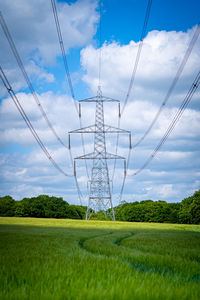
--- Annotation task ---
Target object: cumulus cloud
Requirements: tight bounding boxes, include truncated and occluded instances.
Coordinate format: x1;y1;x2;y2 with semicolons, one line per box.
81;26;200;101
0;0;99;61
0;0;99;90
0;91;81;145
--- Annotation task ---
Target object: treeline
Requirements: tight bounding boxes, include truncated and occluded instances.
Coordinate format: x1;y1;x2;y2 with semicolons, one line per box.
0;190;199;224
0;195;87;219
114;190;200;224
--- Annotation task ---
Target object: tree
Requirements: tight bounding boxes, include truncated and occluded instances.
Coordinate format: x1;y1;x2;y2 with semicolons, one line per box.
40;195;69;218
114;200;181;223
0;196;15;216
73;205;87;219
166;203;180;223
178;196;193;224
189;190;200;224
178;190;200;224
15;201;29;217
65;205;80;219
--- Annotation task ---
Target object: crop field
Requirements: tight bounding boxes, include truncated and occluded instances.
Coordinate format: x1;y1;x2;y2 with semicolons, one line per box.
0;217;200;300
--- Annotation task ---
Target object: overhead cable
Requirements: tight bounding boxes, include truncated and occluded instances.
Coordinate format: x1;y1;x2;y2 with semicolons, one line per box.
50;0;89;180
119;72;200;203
0;11;67;149
118;70;200;201
118;23;200;202
112;0;152;182
68;142;84;205
50;0;77;113
98;1;102;88
133;23;200;148
0;66;73;178
0;10;85;204
120;0;152;116
131;70;200;176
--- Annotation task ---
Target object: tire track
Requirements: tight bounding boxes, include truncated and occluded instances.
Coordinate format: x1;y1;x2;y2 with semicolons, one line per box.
78;231;114;254
78;231;200;283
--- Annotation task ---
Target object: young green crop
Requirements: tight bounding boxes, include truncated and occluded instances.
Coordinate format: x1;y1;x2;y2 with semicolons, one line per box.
0;217;200;300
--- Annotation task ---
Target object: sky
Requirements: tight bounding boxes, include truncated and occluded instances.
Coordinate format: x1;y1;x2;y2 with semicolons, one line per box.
0;0;200;205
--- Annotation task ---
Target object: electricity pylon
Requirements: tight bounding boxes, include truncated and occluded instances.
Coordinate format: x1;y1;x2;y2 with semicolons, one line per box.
69;87;132;220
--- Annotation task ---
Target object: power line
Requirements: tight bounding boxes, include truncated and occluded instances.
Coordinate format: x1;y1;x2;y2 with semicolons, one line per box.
98;1;102;88
118;19;200;202
0;66;73;178
112;0;152;182
0;8;86;205
74;174;84;206
68;141;84;206
0;11;67;149
50;0;90;205
133;23;200;148
50;0;77;112
118;70;200;200
131;70;200;176
118;23;200;202
50;0;90;180
118;147;131;203
51;0;88;201
121;0;152;116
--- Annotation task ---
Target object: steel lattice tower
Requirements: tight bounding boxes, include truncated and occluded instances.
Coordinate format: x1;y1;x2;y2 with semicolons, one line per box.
69;87;131;220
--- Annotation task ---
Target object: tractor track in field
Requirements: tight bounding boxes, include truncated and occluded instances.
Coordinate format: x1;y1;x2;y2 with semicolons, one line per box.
78;231;134;258
78;231;200;283
78;231;134;254
78;231;114;252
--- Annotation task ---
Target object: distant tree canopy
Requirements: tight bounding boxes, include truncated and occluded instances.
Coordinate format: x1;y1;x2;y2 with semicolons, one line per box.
0;190;199;224
178;190;200;224
114;200;181;223
113;191;200;224
0;195;87;220
0;196;15;217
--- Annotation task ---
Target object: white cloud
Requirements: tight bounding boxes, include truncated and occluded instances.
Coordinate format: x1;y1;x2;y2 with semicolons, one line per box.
27;61;55;83
81;26;200;100
0;0;99;90
0;91;81;145
0;0;99;61
153;184;178;199
11;184;44;200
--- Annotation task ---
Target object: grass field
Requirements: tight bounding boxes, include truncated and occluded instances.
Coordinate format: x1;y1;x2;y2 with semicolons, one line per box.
0;217;200;300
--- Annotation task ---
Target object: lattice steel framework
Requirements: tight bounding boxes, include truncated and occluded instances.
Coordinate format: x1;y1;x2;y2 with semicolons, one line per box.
69;87;132;220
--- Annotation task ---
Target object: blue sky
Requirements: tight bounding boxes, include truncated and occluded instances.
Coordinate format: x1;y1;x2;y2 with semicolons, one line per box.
99;0;200;42
0;0;199;205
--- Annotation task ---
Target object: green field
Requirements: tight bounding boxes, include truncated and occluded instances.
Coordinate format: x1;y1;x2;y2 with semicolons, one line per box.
0;217;200;300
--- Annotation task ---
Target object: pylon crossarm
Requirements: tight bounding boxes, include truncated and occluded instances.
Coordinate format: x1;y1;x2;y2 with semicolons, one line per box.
75;152;125;160
89;196;111;199
104;125;130;133
69;124;130;134
79;95;120;102
69;125;96;133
